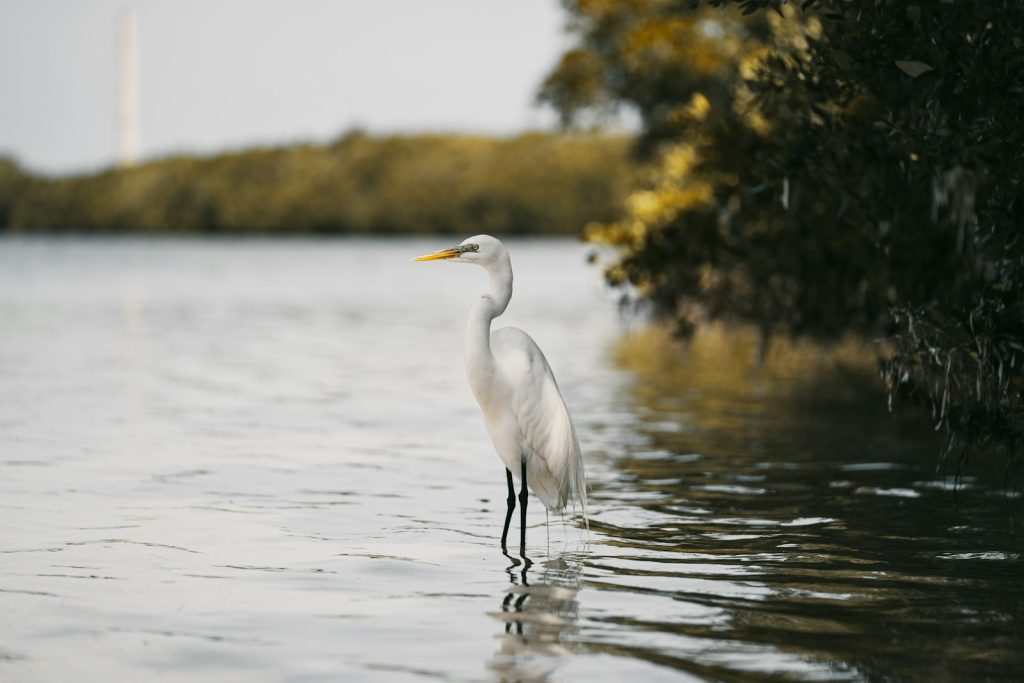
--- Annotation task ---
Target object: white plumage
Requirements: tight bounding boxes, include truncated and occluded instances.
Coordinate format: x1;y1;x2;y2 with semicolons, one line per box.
478;327;584;510
414;234;587;549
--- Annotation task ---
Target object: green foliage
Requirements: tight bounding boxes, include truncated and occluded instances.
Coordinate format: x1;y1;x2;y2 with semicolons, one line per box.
0;132;634;236
540;0;777;154
0;157;29;227
542;0;1024;458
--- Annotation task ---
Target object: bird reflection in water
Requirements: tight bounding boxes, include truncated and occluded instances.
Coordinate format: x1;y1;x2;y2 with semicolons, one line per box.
486;551;582;682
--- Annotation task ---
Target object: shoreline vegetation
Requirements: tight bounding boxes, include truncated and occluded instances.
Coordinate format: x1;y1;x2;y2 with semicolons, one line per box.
0;131;635;236
541;1;1023;465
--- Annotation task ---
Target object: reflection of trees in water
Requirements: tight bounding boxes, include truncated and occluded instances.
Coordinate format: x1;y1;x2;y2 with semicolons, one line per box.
612;324;937;465
575;324;1021;681
486;553;582;683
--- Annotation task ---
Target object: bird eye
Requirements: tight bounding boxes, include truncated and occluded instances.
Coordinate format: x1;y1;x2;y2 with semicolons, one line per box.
459;243;479;253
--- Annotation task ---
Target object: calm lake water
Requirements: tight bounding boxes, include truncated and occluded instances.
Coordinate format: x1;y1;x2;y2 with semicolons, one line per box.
1;236;1021;682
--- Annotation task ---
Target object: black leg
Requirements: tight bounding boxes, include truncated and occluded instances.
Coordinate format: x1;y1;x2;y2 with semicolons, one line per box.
500;468;516;550
519;458;529;553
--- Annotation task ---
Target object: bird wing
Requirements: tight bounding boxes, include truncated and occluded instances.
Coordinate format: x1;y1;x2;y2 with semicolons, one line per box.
491;327;587;517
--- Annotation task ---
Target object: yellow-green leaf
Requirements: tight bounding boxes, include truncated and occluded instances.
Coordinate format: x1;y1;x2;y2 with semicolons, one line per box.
895;60;933;77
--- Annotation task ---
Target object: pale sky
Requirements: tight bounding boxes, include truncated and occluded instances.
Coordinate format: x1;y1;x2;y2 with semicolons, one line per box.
0;0;569;175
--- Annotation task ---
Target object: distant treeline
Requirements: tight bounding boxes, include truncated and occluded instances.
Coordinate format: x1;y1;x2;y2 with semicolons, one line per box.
0;131;635;235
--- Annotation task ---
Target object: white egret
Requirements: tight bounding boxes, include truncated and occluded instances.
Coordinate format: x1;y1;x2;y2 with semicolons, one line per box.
414;235;588;552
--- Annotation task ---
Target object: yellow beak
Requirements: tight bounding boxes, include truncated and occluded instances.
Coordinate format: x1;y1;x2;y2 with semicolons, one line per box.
412;247;461;262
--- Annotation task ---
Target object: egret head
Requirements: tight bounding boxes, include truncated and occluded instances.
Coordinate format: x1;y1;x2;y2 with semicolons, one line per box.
413;234;508;269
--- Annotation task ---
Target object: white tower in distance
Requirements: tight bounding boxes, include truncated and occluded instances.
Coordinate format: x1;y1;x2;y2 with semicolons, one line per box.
118;7;139;168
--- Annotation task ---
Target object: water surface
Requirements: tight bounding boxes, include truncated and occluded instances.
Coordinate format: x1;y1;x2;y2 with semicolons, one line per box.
1;237;1020;682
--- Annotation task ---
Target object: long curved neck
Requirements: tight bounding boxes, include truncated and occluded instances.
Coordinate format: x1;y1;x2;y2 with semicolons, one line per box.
465;256;512;377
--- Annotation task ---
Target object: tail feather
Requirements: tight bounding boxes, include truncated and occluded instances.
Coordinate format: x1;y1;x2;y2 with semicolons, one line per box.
564;417;589;536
